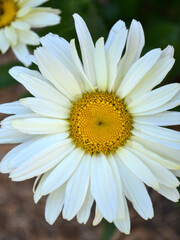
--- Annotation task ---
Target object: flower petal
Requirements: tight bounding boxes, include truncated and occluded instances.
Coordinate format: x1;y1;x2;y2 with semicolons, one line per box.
35;47;82;101
77;187;94;224
11;118;69;134
12;42;31;66
115;19;145;88
90;153;118;222
117;49;162;98
0;101;31;115
133;111;180;126
45;184;66;225
128;83;180;114
116;147;159;190
63;154;91;220
20;97;69;119
73;14;96;86
116;159;153;220
41;148;84;195
94;38;107;91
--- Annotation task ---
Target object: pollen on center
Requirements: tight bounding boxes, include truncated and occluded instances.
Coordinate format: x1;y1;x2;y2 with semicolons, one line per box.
68;91;132;155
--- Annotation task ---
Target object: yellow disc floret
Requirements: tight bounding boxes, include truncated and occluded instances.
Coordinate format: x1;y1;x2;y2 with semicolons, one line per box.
0;0;17;28
69;91;132;155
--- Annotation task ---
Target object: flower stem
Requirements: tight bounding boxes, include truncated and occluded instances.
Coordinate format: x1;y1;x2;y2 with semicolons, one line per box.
100;220;116;240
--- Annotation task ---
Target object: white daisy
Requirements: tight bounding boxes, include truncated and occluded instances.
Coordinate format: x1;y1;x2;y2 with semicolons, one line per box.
0;14;180;234
0;0;60;66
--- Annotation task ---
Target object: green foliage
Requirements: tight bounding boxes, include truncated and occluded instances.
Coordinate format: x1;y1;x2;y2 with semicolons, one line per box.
0;0;180;87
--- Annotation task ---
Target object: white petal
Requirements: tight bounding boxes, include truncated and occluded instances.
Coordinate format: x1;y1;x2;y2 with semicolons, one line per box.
127;54;175;101
18;30;39;45
0;128;32;144
11;118;69;134
70;39;94;91
1;113;41;129
116;147;159;190
4;26;17;47
108;154;125;219
157;185;179;202
73;14;96;86
106;28;128;91
114;197;130;235
141;90;180;115
0;138;33;173
22;9;60;27
105;20;126;50
134;124;180;141
0;101;31;115
131;136;180;165
17;7;31;17
2;133;68;173
20;97;69;119
10;140;74;181
45;184;66;225
33;170;52;203
133;111;180;126
11;20;30;30
128;83;180;114
12;43;31;66
77;186;94;224
93;206;103;226
9;69;71;107
115;19;144;87
90;153;118;222
9;66;47;82
128;139;180;169
19;0;48;8
0;29;10;53
34;47;82;101
133;124;180;151
41;148;84;195
63;154;91;220
40;33;84;90
132;128;180;151
117;49;162;98
94;38;107;91
116;159;153;220
128;147;179;188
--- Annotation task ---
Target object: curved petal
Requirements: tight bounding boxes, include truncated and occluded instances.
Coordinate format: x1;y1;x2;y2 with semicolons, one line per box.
63;154;91;220
90;153;118;222
40;148;84;195
45;184;66;225
116;147;159;190
11;118;69;134
115;19;145;88
35;47;82;101
128;83;180;114
73;14;96;86
116;49;161;98
133;111;180;126
77;186;94;224
116;158;153;220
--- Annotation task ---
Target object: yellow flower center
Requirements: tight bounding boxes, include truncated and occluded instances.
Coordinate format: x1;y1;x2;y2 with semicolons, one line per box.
0;0;17;28
69;91;132;155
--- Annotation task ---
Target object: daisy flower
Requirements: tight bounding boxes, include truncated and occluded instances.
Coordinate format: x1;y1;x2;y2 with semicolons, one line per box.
0;0;60;66
0;14;180;234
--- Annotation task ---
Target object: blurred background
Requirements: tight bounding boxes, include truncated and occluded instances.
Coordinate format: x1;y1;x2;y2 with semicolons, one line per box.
0;0;180;239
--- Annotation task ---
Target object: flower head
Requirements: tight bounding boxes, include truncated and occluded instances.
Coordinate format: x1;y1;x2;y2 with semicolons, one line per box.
0;14;180;234
0;0;61;66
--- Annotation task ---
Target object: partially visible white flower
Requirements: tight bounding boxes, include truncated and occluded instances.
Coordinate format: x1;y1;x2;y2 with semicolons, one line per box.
0;0;61;66
0;14;180;235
